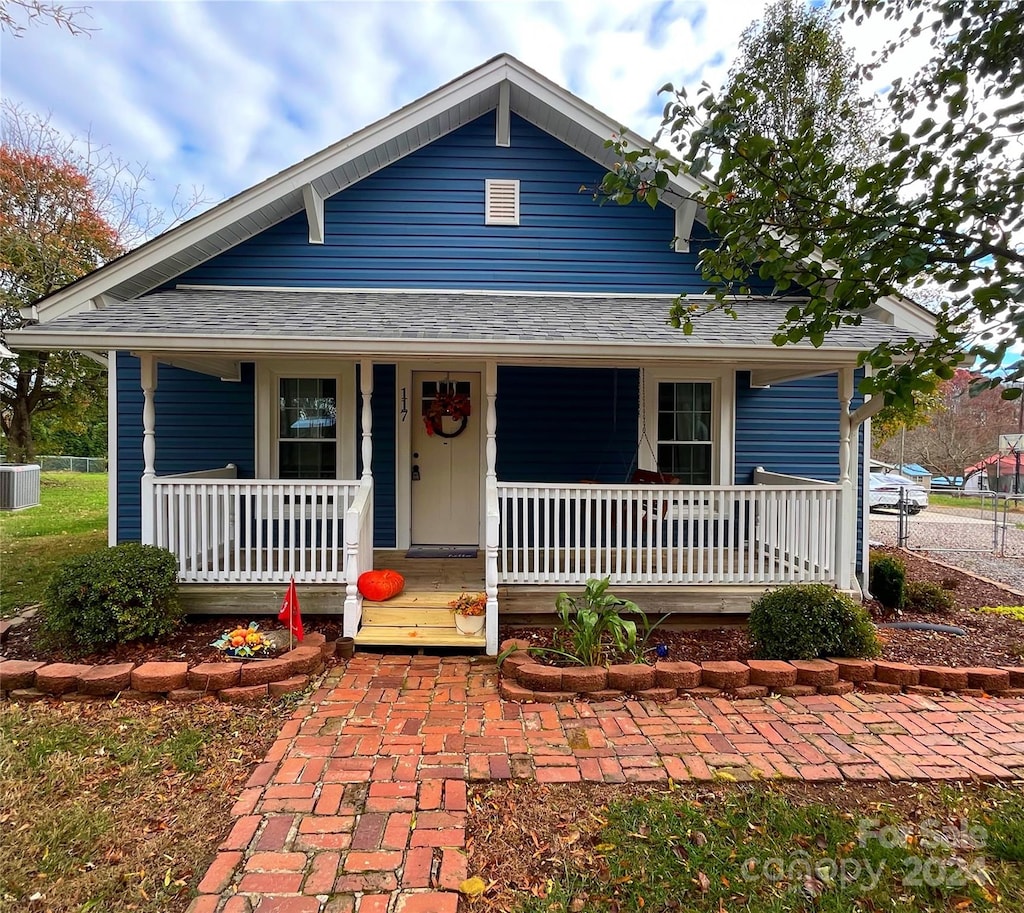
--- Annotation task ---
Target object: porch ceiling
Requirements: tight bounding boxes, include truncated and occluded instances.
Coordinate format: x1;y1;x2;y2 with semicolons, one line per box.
11;287;911;363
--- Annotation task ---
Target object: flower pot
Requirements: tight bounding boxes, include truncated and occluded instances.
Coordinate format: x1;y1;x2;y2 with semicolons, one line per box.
454;613;485;636
336;636;355;660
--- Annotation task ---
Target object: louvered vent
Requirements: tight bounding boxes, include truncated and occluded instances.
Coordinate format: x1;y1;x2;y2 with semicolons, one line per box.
485;179;519;225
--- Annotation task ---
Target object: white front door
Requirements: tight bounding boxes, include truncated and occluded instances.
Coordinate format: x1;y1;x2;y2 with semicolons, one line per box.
410;372;481;545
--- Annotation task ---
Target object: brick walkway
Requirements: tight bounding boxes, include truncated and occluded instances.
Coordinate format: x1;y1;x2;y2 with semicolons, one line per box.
189;654;1024;913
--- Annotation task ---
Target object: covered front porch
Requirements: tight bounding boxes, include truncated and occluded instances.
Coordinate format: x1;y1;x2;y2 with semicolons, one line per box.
135;354;867;655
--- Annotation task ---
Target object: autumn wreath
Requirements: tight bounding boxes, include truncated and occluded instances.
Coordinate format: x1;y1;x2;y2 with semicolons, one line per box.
424;389;471;438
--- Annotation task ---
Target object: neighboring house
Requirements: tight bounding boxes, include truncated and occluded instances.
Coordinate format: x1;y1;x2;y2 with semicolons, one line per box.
965;454;1023;493
870;460;932;489
10;55;935;653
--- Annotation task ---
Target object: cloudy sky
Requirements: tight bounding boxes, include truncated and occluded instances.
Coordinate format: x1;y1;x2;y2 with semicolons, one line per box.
0;0;911;220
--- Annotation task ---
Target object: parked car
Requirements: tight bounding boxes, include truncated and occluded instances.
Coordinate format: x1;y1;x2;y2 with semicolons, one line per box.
869;472;928;513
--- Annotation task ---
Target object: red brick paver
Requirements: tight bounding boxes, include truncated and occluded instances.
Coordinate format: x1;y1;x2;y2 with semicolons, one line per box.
190;655;1024;913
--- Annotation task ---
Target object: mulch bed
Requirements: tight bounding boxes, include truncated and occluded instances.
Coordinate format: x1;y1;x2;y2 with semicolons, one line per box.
5;549;1023;670
1;613;344;666
500;547;1024;669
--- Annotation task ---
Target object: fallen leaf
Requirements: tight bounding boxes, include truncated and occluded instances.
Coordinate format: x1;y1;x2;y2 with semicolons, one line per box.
459;876;487;897
695;871;711;893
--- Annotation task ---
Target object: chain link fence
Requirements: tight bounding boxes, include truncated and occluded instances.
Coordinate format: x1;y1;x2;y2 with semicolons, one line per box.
0;454;107;473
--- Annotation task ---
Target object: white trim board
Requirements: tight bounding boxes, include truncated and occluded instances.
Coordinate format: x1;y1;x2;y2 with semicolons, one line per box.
107;349;118;546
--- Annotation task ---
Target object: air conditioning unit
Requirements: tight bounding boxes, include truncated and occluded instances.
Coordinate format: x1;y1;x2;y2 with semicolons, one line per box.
0;464;41;510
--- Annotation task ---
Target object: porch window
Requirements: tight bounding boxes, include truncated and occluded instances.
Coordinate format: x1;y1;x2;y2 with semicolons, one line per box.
656;382;713;484
278;378;337;479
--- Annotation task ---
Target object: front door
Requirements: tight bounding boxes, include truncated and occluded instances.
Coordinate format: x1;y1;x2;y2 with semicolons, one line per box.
410;372;481;545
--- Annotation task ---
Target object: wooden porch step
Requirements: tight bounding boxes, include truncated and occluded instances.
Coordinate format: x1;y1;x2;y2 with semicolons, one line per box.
354;625;485;648
361;604;458;626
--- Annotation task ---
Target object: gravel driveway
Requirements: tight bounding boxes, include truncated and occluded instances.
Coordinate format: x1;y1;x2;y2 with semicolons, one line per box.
871;503;1024;595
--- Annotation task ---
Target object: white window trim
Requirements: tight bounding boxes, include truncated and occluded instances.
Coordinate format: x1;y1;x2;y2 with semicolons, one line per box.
639;367;735;485
255;360;357;479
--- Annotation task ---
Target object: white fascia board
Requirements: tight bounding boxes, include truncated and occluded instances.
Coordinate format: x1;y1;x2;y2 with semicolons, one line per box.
8;329;869;366
29;57;514;324
302;184;325;245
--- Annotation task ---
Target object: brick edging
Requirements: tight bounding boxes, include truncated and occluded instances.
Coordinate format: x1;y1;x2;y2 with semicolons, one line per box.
0;634;343;703
498;639;1024;703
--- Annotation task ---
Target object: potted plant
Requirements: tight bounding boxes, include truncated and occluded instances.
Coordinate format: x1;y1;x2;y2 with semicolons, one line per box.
449;592;486;635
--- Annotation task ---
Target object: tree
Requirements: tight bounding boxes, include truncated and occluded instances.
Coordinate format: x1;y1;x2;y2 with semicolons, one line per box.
599;0;1024;407
1;102;204;461
723;0;877;223
874;368;1019;483
0;0;92;36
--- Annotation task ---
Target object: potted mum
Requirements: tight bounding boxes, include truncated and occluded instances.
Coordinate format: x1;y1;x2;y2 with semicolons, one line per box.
449;592;486;635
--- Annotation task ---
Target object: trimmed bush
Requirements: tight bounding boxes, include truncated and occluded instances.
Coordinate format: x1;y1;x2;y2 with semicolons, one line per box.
748;583;881;661
869;553;906;611
904;580;955;615
42;543;182;652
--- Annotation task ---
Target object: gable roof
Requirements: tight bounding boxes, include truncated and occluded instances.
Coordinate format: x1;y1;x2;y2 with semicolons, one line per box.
21;52;936;341
27;54;706;324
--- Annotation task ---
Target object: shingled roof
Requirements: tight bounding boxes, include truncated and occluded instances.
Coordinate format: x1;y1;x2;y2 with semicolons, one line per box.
14;288;908;360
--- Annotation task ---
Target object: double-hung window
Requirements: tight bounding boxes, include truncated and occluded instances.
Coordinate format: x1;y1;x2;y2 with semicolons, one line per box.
642;369;734;485
656;382;713;484
277;377;337;479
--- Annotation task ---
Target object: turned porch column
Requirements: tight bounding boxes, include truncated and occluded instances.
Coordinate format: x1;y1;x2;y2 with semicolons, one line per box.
484;360;499;654
140;354;157;545
360;359;373;481
836;367;855;591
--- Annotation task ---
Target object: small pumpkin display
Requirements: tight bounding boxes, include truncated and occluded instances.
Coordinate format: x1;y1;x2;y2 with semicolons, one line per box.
358;569;406;601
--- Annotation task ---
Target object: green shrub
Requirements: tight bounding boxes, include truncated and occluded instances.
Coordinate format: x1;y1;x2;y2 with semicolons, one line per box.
869;553;906;611
41;543;182;652
748;584;881;661
904;580;955;615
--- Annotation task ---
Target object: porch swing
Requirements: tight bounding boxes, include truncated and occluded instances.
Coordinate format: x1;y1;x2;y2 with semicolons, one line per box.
582;370;680;531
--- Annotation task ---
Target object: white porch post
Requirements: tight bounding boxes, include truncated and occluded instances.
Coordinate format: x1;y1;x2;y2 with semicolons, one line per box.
140;354;157;545
360;358;373;481
836;367;855;590
484;360;499;654
344;360;374;637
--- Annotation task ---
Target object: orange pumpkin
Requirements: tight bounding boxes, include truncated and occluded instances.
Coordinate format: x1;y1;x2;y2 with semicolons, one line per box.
358;569;405;601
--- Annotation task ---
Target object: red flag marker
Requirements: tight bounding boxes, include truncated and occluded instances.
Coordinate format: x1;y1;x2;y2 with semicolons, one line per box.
278;576;304;645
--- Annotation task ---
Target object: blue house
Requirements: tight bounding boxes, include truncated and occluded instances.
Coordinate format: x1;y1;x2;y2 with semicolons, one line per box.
11;56;934;653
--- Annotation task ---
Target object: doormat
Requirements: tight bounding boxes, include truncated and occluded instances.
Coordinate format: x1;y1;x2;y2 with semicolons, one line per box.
405;546;479;559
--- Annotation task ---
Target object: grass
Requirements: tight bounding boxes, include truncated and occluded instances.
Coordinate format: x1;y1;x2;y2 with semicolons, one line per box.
0;472;108;616
0;698;289;913
481;782;1024;913
928;492;1024;512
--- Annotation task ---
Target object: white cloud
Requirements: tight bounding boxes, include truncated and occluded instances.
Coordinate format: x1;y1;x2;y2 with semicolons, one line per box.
0;0;910;229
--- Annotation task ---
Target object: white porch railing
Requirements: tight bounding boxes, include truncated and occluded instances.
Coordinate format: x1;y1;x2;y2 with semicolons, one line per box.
496;480;839;586
152;469;362;583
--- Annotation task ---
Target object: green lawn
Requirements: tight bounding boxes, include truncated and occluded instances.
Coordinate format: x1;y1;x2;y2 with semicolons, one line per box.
498;783;1024;913
0;472;108;616
928;492;1024;512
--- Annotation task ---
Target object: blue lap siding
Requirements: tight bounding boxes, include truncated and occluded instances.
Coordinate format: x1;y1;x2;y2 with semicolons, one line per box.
174;112;734;295
115;353;255;542
496;367;639;483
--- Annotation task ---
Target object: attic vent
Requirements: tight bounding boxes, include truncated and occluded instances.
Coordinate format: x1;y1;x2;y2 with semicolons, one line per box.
485;179;519;225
